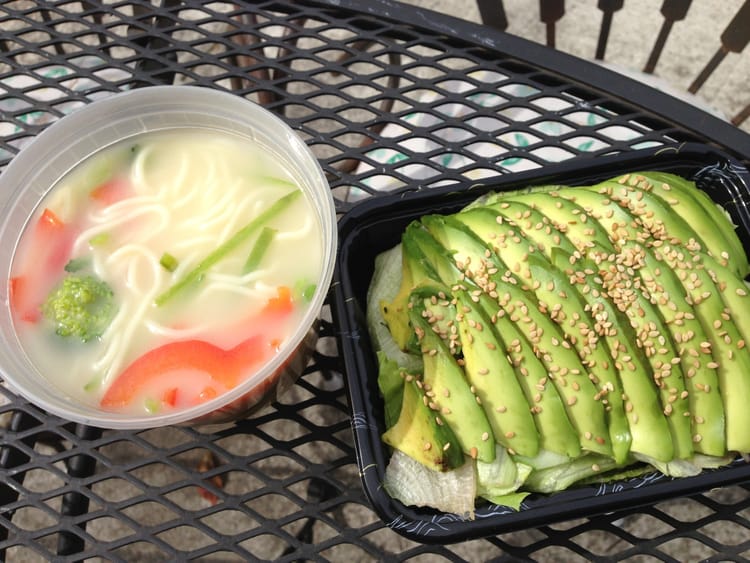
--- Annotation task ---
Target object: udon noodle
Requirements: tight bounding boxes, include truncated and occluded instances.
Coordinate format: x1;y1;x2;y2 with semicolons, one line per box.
10;128;323;414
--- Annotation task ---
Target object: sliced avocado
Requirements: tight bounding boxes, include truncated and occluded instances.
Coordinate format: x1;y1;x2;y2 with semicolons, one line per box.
552;187;694;460
408;284;496;463
422;210;580;458
404;225;542;457
421;214;613;458
635;247;726;457
455;206;630;464
654;242;750;453
491;191;613;255
488;306;582;458
590;179;711;251
525;253;632;463
367;245;423;373
550;249;675;462
404;221;580;459
475;196;678;462
520;188;724;455
381;222;437;351
453;288;540;457
698;251;750;347
628;171;750;278
379;354;465;471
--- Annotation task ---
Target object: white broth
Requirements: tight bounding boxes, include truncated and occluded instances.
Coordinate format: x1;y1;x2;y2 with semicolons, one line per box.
10;128;324;414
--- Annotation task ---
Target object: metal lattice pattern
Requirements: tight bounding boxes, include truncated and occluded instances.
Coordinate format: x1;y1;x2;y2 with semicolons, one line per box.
1;1;750;560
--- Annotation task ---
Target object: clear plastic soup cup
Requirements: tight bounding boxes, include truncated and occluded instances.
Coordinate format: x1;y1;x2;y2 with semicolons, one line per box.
0;85;337;429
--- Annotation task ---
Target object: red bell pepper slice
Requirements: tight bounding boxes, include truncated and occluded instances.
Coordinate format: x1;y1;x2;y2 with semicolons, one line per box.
10;208;78;323
100;286;297;411
99;335;270;409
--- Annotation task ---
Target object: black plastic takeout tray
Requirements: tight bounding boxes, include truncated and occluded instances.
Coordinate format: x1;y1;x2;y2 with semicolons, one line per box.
331;143;750;543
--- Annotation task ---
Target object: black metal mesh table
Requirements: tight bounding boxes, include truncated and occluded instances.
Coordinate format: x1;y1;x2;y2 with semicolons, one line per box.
1;1;750;560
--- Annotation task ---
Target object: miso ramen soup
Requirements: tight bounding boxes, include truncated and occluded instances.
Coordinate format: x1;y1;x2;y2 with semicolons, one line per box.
9;128;324;415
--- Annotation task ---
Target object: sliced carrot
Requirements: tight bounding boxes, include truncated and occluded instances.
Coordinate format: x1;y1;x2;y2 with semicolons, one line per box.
263;285;293;315
39;208;65;230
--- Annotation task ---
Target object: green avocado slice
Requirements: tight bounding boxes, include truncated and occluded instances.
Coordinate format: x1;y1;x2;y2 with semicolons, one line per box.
420;214;613;458
626;171;750;279
379;353;465;471
454;205;628;463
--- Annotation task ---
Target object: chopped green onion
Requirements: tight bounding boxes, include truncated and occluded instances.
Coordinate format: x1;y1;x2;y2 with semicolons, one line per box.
302;283;317;302
160;252;179;273
242;227;277;274
144;397;160;414
294;278;317;303
260;175;297;189
154;189;301;306
89;233;110;246
83;375;103;392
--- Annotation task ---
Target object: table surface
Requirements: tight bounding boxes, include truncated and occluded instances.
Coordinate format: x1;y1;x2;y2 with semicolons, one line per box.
2;1;750;560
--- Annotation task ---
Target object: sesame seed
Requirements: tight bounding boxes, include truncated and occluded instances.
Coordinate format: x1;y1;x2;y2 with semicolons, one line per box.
481;432;490;441
505;431;515;439
470;447;478;459
423;442;432;451
443;442;451;451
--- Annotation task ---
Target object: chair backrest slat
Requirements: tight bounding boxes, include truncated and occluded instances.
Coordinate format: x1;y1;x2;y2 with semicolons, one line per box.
540;0;565;48
594;0;624;60
733;102;750;127
476;0;508;31
643;0;693;73
689;0;750;93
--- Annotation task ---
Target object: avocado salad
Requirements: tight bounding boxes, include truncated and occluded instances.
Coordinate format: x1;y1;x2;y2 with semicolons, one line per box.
366;172;750;518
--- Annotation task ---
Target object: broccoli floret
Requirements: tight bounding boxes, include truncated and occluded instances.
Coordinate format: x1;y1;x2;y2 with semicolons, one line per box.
42;274;117;342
